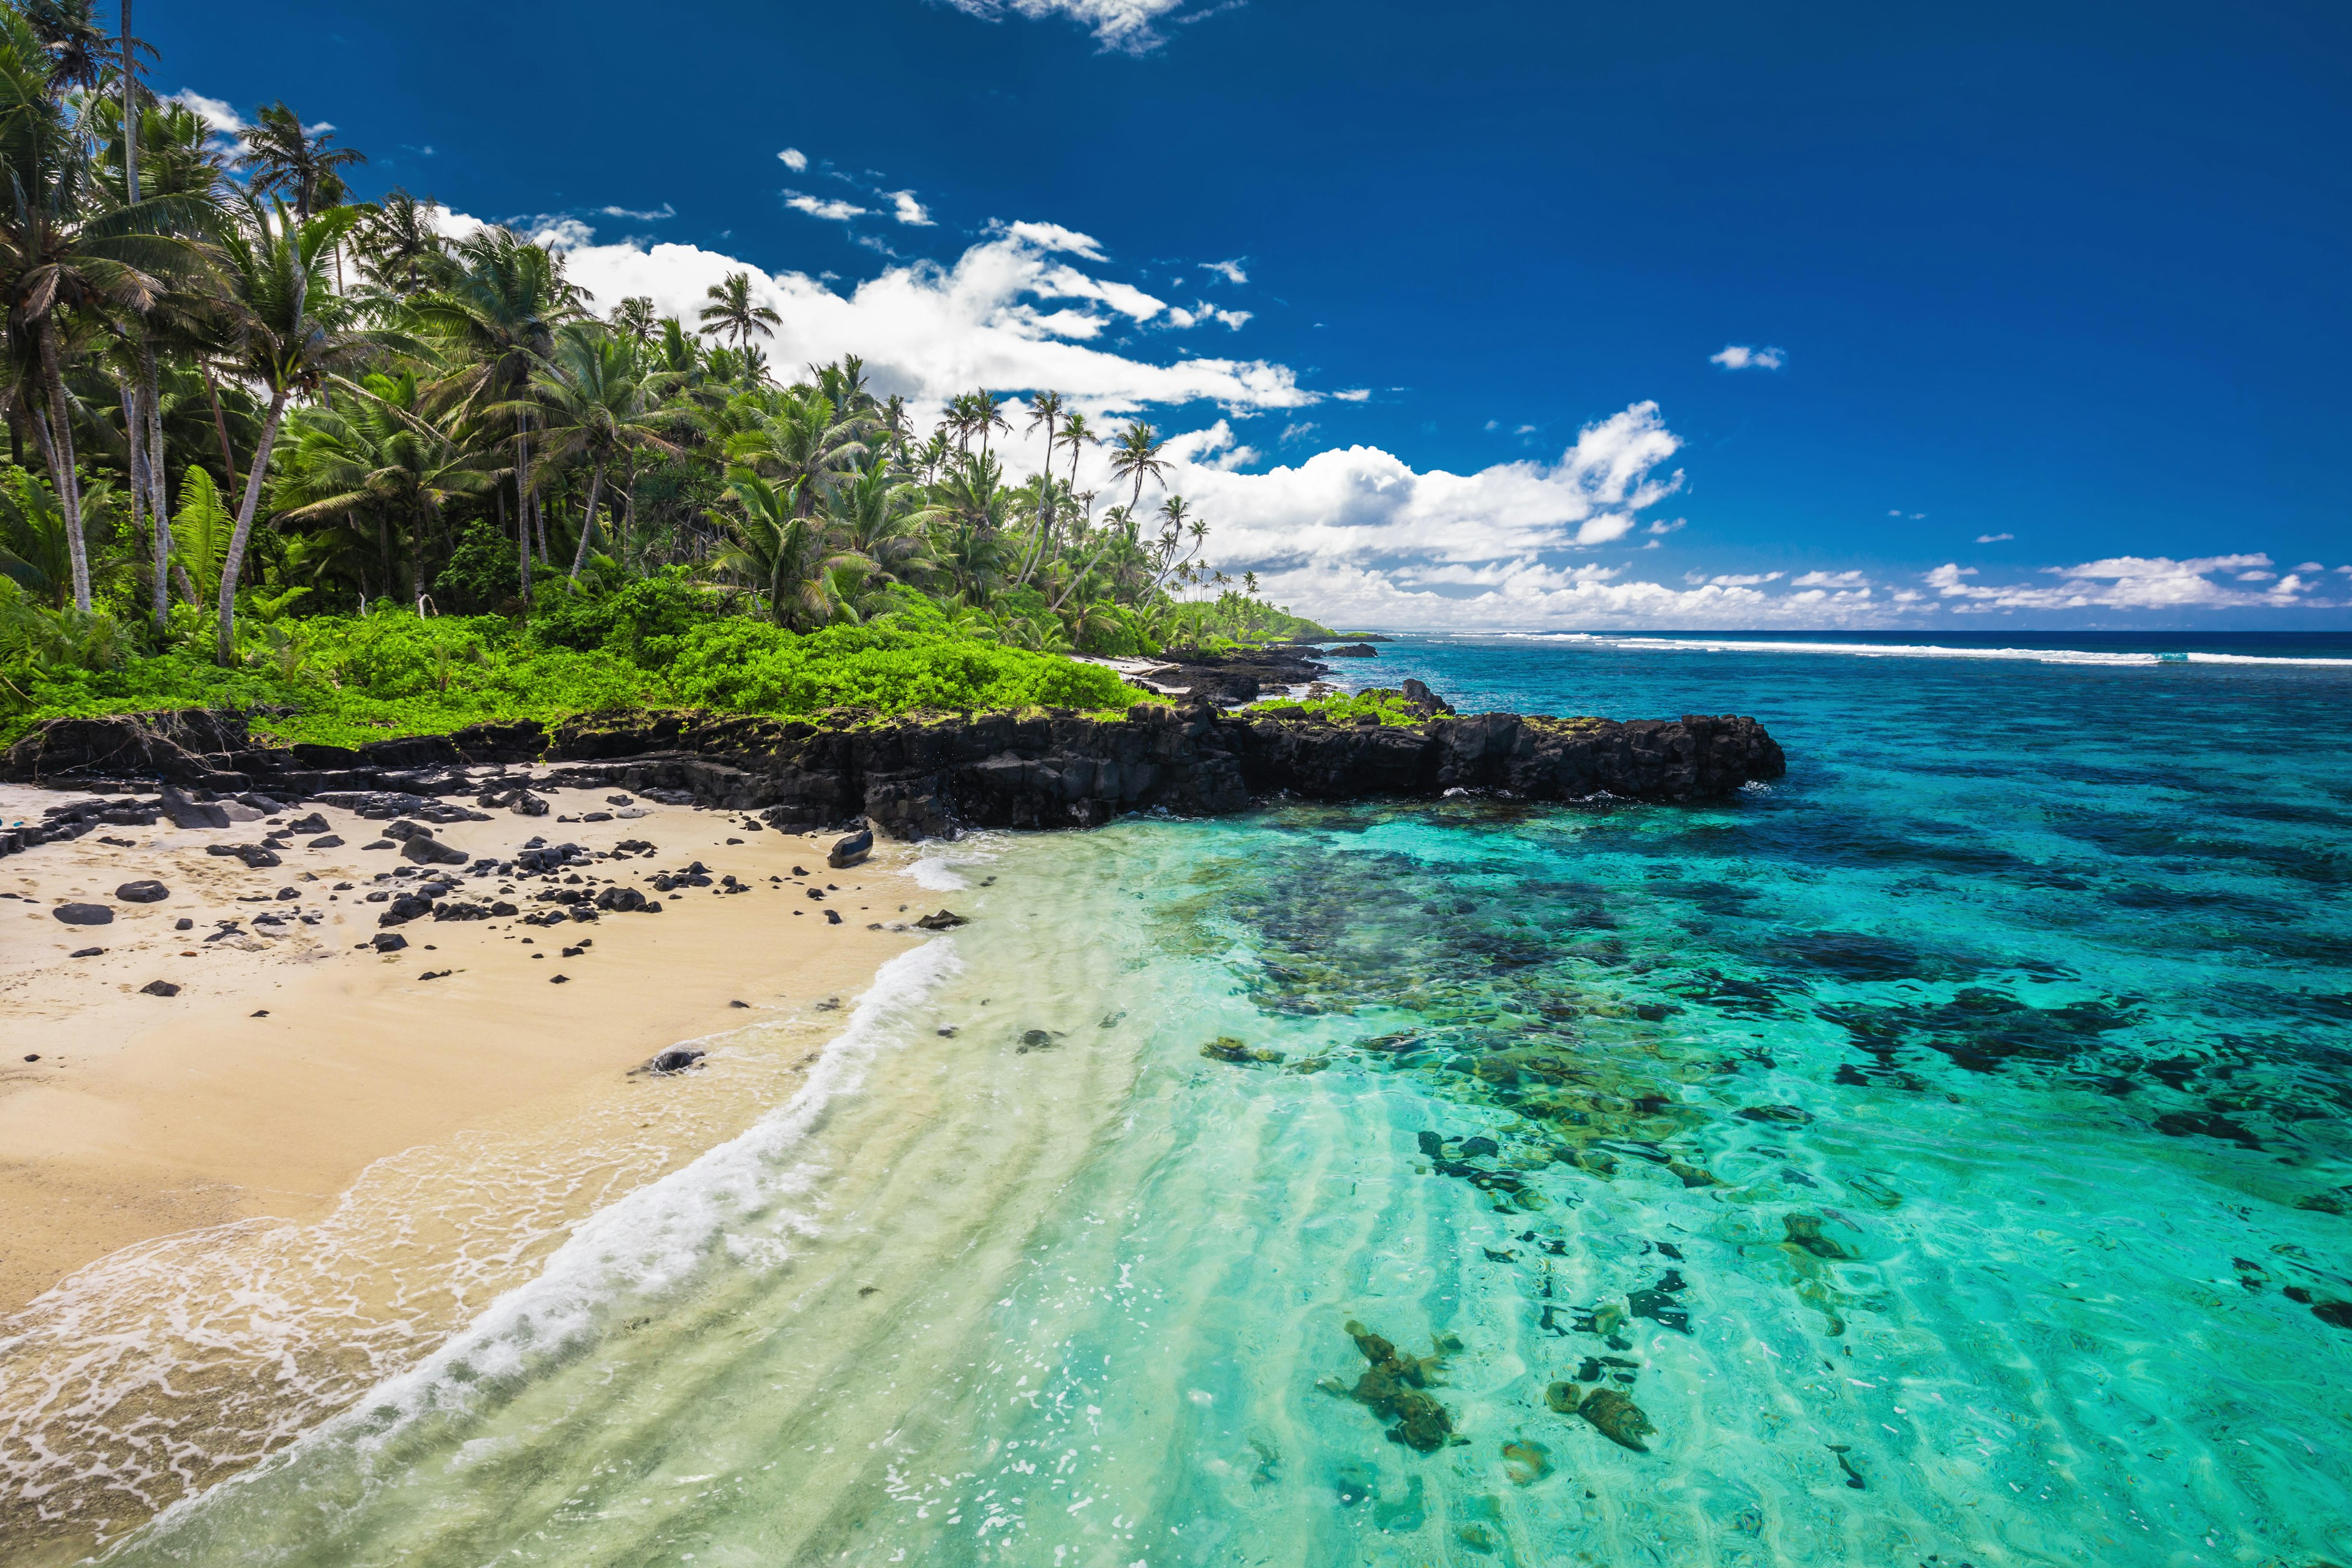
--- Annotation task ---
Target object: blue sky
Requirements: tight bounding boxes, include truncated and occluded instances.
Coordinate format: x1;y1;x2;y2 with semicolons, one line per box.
157;0;2350;628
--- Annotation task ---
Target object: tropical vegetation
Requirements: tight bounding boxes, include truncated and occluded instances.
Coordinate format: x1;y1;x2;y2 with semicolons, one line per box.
0;1;1336;745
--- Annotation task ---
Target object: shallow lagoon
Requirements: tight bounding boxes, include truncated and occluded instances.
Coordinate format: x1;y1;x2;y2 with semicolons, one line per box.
92;634;2352;1566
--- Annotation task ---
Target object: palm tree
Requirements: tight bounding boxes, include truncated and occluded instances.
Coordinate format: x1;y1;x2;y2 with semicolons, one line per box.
521;322;684;578
1019;390;1062;584
0;9;209;610
1107;420;1169;520
410;225;587;603
608;294;657;346
969;388;1009;460
696;270;778;354
725;386;864;519
712;470;865;630
272;370;489;605
236;101;364;222
355;188;448;296
23;0;111;96
823;455;938;585
208;199;373;660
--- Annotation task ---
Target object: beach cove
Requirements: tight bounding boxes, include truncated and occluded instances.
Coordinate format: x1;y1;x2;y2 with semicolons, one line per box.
2;633;2345;1566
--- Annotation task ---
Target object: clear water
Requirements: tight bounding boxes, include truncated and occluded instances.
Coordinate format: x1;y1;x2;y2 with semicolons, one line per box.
69;635;2352;1565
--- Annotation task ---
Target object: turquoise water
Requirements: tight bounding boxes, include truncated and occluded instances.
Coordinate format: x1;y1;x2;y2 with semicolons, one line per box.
89;634;2352;1565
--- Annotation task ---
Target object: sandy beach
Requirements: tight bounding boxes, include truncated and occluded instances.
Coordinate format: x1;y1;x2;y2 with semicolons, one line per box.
0;777;932;1316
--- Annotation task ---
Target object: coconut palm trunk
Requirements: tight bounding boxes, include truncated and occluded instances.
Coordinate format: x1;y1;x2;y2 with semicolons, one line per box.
34;320;91;611
514;424;533;605
214;389;288;663
141;340;171;602
567;457;606;579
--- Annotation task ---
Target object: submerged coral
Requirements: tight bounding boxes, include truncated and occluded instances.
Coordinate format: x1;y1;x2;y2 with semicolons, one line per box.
1318;1319;1460;1452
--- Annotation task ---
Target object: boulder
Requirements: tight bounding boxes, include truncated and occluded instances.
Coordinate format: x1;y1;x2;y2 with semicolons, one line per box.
644;1047;705;1074
115;879;170;903
401;835;469;866
377;892;435;926
307;834;344;848
284;813;330;834
51;902;113;925
159;783;232;829
913;909;968;930
139;979;181;997
370;931;409;952
594;884;649;913
828;821;873;868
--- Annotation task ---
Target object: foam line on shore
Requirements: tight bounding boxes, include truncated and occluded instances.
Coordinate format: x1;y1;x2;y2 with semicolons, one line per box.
120;935;960;1550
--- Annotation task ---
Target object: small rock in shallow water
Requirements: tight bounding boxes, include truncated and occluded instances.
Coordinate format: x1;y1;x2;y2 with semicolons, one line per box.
1317;1318;1457;1452
1202;1036;1284;1065
1016;1028;1063;1053
1501;1439;1553;1485
1460;1136;1501;1159
913;910;968;930
1575;1387;1656;1452
139;979;180;998
644;1047;704;1074
1737;1104;1814;1125
52;903;112;925
116;880;170;903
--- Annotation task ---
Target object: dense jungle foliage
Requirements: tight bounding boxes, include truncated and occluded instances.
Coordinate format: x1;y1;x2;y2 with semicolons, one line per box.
0;0;1339;745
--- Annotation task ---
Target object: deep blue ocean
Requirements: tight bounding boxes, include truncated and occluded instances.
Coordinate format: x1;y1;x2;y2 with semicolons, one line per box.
70;631;2352;1567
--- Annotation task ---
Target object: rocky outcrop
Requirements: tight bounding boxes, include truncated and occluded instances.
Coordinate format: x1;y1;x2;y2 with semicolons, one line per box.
1;700;1785;848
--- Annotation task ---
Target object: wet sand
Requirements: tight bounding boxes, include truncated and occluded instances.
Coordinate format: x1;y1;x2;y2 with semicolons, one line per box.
0;779;929;1315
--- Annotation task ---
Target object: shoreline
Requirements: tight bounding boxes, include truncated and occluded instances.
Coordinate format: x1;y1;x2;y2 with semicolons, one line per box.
0;778;933;1316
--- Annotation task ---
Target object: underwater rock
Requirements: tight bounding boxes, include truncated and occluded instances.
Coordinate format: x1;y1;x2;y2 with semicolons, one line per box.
1417;1129;1446;1159
1202;1036;1284;1065
1501;1439;1553;1486
1574;1387;1656;1452
1319;1319;1458;1453
1781;1213;1856;1259
1016;1028;1062;1053
1544;1381;1579;1415
1736;1103;1814;1125
1460;1135;1501;1158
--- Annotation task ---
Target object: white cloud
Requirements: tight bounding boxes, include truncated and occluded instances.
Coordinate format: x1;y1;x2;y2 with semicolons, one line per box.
1280;421;1318;443
2294;561;2324;573
1165;300;1252;331
886;190;934;227
1201;259;1248;285
1646;519;1685;537
938;0;1191;52
1331;388;1371;402
1792;570;1871;589
471;210;1316;413
1687;571;1783;587
785;190;869;222
1710;344;1785;371
1923;554;2323;611
778;148;809;172
1975;532;2013;543
598;203;676;222
167;89;247;146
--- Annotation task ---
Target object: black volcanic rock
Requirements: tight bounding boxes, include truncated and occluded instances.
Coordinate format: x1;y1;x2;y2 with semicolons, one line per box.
828;821;873;868
116;879;170;902
53;902;113;925
3;701;1786;854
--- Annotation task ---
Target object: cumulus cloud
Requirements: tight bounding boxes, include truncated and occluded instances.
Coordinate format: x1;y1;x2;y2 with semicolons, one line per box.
1975;532;2013;542
937;0;1193;52
167;89;247;148
1710;344;1785;371
463;209;1315;414
1792;570;1872;589
784;190;869;222
1165;300;1251;331
778;148;809;172
886;190;933;226
1923;554;2323;612
1687;571;1783;587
